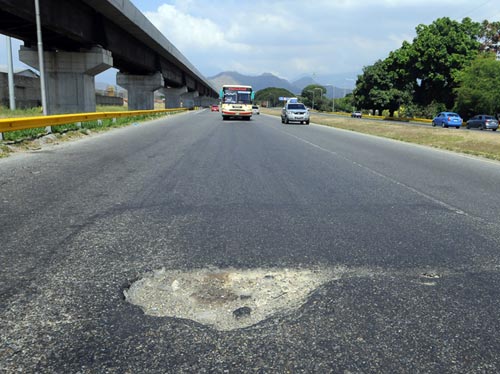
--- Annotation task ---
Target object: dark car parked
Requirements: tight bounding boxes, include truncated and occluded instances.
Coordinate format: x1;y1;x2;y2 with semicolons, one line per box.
466;115;498;131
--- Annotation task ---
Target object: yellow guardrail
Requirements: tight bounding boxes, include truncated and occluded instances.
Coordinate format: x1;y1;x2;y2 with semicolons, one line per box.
0;108;188;134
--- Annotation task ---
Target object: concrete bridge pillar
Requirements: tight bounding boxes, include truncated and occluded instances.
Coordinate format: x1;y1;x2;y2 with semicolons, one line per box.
200;96;212;107
161;86;188;109
117;71;163;110
19;46;113;114
181;91;199;109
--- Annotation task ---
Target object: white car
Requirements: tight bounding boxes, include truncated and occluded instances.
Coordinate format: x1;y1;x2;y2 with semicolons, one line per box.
252;105;260;115
281;99;310;125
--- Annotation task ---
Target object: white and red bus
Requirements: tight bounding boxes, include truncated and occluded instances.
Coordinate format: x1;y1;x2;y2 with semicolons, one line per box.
219;85;254;120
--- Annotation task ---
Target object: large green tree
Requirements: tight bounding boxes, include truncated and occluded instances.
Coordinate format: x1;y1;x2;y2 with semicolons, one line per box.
354;17;483;116
410;17;481;108
454;53;500;118
354;59;410;116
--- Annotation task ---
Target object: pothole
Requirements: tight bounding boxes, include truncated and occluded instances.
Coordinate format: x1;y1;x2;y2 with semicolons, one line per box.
124;267;339;331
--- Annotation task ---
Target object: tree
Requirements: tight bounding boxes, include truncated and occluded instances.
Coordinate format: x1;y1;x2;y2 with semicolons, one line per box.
335;94;355;113
478;20;500;55
410;17;481;108
254;87;295;107
354;61;386;115
301;85;326;110
454;53;500;118
354;59;410;117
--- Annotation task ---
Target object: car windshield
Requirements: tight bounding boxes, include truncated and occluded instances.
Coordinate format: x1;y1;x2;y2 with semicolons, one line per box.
288;104;306;110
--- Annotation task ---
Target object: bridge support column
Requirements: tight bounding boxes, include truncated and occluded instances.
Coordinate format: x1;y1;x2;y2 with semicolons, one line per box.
117;72;163;110
161;86;188;109
19;46;113;114
181;91;199;109
200;96;212;107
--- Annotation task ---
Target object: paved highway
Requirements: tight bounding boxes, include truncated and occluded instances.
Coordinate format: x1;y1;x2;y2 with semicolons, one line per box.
1;110;500;373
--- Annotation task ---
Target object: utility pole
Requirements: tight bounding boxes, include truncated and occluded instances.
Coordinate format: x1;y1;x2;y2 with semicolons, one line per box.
326;84;335;113
34;0;51;133
7;36;15;111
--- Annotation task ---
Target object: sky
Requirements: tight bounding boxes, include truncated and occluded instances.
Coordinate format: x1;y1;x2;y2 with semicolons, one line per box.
1;0;498;88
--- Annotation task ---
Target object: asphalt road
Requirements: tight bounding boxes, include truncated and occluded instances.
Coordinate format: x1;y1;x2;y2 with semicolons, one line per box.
1;110;500;373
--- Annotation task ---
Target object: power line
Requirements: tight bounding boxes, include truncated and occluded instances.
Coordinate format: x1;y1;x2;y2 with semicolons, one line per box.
456;0;493;20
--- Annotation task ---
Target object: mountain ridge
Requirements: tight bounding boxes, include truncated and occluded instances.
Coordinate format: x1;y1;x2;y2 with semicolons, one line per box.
207;71;350;98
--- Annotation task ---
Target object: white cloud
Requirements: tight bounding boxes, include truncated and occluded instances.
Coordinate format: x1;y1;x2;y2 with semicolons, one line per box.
142;0;427;79
144;4;250;53
3;0;497;85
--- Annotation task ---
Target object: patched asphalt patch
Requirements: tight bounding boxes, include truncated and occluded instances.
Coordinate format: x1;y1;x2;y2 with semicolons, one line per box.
124;267;339;331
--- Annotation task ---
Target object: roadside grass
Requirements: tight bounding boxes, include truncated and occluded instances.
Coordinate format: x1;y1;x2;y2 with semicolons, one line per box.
262;108;500;162
0;106;43;118
0;105;184;157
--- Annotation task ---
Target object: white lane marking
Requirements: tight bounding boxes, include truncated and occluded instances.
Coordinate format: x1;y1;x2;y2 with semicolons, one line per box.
276;128;480;221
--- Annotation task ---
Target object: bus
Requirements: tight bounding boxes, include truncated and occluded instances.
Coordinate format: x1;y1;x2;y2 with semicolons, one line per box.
219;85;254;121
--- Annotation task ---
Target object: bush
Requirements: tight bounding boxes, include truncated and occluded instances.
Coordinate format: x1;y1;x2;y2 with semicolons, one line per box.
400;102;447;119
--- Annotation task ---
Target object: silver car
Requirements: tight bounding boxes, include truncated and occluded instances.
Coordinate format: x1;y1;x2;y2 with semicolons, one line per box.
466;115;498;131
281;100;310;125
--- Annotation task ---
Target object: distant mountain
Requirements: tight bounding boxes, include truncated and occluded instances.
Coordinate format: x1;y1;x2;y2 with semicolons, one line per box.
291;76;317;92
208;71;300;94
291;76;352;98
207;71;348;98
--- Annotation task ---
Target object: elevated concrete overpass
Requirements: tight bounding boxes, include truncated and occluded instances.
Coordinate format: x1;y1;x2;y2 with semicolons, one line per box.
0;0;218;114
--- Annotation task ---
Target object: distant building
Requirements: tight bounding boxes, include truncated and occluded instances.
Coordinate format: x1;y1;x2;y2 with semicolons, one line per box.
0;66;41;108
96;94;124;106
95;83;125;106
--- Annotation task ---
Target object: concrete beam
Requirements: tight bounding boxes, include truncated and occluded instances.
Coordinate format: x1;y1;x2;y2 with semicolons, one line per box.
160;60;183;87
19;46;113;114
199;96;213;107
161;86;188;109
184;75;196;91
117;71;163;110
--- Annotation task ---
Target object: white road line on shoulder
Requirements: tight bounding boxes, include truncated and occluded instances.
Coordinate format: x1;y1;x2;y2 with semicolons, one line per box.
277;128;482;222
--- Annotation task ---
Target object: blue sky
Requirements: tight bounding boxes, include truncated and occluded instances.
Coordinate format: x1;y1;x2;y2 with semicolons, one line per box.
1;0;498;87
